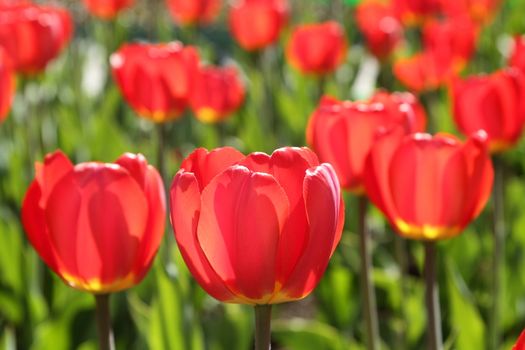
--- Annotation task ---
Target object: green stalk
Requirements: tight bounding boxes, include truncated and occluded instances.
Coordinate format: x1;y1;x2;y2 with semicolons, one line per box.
156;122;167;182
489;157;504;350
254;305;272;350
424;241;443;350
358;196;380;350
95;294;115;350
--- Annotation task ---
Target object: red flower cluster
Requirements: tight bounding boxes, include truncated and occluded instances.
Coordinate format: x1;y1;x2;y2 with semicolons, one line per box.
393;16;478;91
307;91;426;193
170;147;344;304
111;42;245;124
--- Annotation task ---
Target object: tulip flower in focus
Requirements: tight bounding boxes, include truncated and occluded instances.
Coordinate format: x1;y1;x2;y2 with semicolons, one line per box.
189;65;245;123
306;93;426;193
355;0;403;59
0;47;13;123
286;21;347;75
229;0;288;51
364;130;493;240
451;69;525;152
83;0;134;19
392;0;442;25
513;330;525;350
21;151;166;293
167;0;221;26
0;3;73;74
111;42;200;122
170;146;344;304
510;36;525;75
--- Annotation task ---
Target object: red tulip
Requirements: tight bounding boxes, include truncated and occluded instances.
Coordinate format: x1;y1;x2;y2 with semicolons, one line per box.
510;36;525;75
306;93;426;193
189;65;245;123
513;330;525;350
286;21;347;75
370;90;427;131
392;0;442;25
355;0;403;59
0;47;14;123
110;42;200;122
21;151;166;293
423;17;478;71
166;0;221;26
0;4;73;74
441;0;500;24
451;69;525;153
364;130;493;240
393;51;456;92
83;0;134;19
170;147;344;304
229;0;288;51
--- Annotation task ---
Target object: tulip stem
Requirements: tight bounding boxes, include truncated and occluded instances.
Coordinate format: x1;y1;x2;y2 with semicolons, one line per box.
358;196;380;350
489;157;505;350
424;241;443;350
254;305;272;350
156;122;166;182
95;294;115;350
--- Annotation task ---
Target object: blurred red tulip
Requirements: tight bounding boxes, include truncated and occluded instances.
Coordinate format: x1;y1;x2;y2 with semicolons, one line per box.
170;147;344;304
229;0;288;51
514;330;525;350
451;69;525;152
441;0;500;24
510;36;525;74
189;65;245;123
286;21;347;75
364;130;493;240
110;42;199;122
0;48;14;123
83;0;134;19
22;151;166;293
370;90;427;131
392;0;442;25
0;3;73;74
167;0;221;26
423;17;478;71
306;93;426;193
393;51;455;92
355;0;403;59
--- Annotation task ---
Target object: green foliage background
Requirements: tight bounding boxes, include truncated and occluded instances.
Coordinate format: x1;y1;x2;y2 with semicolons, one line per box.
1;0;525;349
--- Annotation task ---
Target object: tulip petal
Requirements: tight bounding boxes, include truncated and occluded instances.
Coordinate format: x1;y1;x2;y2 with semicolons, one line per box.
181;147;245;190
37;150;73;205
197;165;289;302
279;163;342;300
170;171;237;302
116;153;166;280
363;126;405;224
270;148;318;283
21;181;59;273
44;164;148;292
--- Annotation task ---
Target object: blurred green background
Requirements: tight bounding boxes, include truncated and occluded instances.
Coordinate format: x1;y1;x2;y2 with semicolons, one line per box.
2;0;525;349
